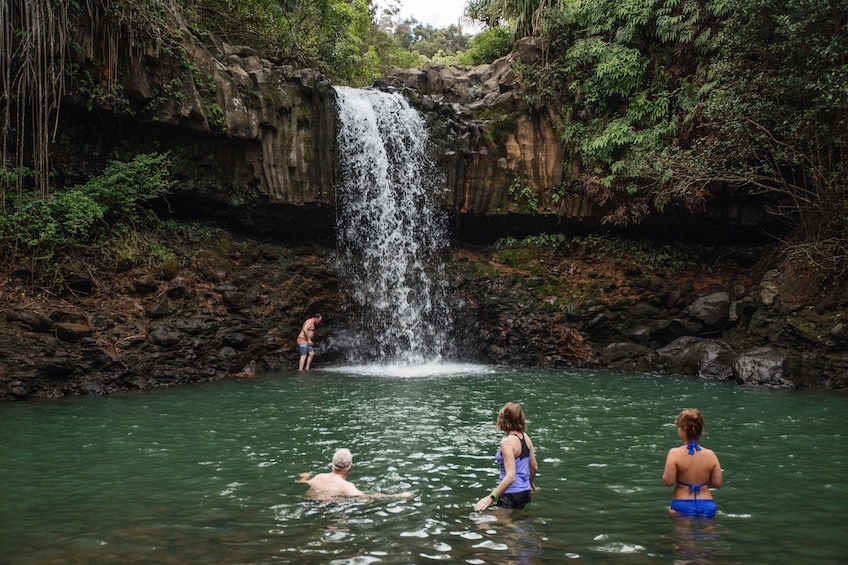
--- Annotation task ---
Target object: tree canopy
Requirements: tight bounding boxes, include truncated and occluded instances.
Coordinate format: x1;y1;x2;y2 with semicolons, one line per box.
528;0;847;273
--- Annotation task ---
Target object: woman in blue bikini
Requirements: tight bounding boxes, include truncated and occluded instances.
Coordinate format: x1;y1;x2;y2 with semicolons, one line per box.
662;408;722;518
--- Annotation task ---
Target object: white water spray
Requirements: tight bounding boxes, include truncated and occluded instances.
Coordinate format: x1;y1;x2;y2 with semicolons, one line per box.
334;86;453;365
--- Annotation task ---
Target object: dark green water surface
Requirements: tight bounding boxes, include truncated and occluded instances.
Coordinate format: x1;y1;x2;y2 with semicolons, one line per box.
2;366;846;564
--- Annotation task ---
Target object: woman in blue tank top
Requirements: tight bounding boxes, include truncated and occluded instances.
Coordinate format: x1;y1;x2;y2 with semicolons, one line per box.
474;402;538;511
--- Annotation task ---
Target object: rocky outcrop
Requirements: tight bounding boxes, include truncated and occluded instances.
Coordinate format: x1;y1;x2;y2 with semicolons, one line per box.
734;347;794;389
2;236;847;400
61;30;776;243
374;39;589;222
647;337;736;381
453;244;848;390
62;27;340;240
0;232;348;400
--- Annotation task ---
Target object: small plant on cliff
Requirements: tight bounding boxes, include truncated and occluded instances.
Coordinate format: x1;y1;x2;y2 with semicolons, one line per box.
569;234;698;272
508;176;539;213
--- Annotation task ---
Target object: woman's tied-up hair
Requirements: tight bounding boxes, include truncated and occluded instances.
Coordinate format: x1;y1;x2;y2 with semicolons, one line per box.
496;402;527;433
675;408;705;442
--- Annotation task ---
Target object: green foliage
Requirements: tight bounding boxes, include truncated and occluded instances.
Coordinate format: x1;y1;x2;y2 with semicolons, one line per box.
507;176;539;212
465;0;553;38
188;0;384;85
536;0;725;225
457;25;514;65
569;234;698;272
494;232;565;250
0;153;174;281
393;22;469;60
662;0;848;274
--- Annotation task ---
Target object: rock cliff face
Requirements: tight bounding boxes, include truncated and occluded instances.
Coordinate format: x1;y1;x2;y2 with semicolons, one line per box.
61;30;774;243
374;39;580;220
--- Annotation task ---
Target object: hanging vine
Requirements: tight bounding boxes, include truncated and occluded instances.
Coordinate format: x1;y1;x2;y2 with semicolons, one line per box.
1;0;176;212
1;0;72;206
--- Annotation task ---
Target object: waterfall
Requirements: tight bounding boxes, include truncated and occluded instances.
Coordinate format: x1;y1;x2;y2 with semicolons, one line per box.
333;86;453;365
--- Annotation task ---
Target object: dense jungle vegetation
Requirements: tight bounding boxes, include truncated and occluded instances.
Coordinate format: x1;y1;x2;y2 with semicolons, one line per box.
1;0;847;287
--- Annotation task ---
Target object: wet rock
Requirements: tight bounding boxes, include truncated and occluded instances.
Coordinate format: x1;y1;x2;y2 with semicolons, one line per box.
63;271;93;294
599;342;651;367
647;318;703;344
79;381;107;395
648;336;736;380
683;292;731;329
221;331;251;349
734;347;794;389
7;381;28;399
148;326;182;347
90;314;116;330
173;318;209;334
583;313;610;335
55;323;94;343
221;290;248;311
133;275;159;295
630;301;659;318
759;270;780;306
166;285;187;299
145;298;172;319
629;326;653;343
36;357;75;379
6;310;53;332
49;311;87;324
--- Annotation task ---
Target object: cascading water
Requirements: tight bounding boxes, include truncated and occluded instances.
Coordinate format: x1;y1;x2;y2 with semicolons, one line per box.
333;86;453;365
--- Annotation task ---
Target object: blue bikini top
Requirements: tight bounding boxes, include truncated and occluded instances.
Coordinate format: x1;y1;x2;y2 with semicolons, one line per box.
678;440;707;498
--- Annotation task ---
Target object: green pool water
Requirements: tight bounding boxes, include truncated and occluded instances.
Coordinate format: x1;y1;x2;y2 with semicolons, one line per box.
2;366;846;564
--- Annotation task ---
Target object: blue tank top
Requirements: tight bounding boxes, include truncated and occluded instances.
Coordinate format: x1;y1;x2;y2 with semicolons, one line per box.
495;433;532;493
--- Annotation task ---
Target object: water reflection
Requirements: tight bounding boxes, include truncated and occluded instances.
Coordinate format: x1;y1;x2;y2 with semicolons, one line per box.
470;511;542;564
666;515;732;565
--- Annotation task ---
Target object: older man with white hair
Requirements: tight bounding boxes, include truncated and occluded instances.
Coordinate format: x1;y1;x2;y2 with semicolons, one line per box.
298;448;365;499
298;448;412;500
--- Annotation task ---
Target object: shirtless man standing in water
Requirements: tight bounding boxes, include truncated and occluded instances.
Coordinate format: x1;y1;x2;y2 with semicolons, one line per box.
297;314;322;371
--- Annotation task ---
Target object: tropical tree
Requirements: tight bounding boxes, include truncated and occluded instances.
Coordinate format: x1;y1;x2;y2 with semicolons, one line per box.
465;0;553;37
395;21;469;59
457;25;514;65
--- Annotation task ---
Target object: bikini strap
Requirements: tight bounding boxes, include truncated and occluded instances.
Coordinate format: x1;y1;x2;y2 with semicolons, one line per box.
678;481;709;499
686;440;701;455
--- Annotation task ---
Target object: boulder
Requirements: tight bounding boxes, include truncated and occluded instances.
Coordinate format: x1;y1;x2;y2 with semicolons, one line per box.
683;292;731;329
734;347;794;389
55;323;94;343
6;310;54;332
648;336;736;381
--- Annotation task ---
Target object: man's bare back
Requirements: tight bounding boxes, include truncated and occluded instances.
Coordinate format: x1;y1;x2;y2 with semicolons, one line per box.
298;448;412;501
299;471;365;499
